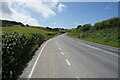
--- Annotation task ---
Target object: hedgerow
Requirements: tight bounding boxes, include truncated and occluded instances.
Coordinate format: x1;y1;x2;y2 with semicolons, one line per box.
2;32;45;79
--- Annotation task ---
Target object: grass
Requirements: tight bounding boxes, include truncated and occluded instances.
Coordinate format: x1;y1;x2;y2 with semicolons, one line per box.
2;26;55;35
2;26;59;40
67;27;119;48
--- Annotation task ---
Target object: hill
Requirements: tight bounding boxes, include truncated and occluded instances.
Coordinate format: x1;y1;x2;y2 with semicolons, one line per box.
68;17;120;48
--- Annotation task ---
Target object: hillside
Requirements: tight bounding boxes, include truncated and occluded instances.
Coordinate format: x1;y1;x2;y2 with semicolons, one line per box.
68;17;120;48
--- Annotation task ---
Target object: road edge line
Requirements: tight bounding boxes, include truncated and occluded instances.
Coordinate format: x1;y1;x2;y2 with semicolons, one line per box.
28;40;49;79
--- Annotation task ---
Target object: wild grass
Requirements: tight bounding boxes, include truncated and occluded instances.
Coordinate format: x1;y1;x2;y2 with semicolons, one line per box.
68;17;120;48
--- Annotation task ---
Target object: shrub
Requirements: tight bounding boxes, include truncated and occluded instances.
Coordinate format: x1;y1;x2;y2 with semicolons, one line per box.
82;24;91;32
94;17;120;30
77;25;82;29
2;32;45;79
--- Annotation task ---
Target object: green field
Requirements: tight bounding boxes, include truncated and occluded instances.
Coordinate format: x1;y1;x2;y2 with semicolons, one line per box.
2;26;60;41
2;26;54;34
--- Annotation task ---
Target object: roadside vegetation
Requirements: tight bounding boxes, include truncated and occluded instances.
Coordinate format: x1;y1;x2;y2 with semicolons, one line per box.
68;17;120;48
1;20;66;79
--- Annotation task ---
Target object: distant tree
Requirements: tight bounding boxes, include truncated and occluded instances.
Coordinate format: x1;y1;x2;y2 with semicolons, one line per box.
82;24;91;31
54;28;60;31
26;24;29;27
77;25;82;29
46;27;52;30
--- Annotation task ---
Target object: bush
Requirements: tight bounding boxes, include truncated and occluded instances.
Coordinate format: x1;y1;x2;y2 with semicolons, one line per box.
82;24;91;32
2;32;45;79
77;25;82;29
94;17;120;30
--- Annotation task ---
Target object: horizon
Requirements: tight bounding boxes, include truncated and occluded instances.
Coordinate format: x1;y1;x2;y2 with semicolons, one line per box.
0;1;119;29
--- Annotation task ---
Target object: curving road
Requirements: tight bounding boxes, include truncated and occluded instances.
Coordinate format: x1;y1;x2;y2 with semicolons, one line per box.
19;34;119;79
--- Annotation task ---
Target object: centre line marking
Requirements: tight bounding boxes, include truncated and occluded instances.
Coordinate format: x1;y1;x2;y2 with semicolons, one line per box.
76;77;81;80
59;48;61;50
66;59;71;66
61;52;64;55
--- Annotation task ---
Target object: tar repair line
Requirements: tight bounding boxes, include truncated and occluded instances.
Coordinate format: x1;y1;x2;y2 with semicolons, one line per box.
66;59;71;66
55;39;60;48
61;52;64;55
28;40;49;79
67;37;118;57
55;39;63;51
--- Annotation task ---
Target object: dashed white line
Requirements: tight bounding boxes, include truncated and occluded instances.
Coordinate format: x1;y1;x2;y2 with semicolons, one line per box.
28;40;49;79
61;52;64;55
66;59;71;66
59;48;61;50
76;77;80;80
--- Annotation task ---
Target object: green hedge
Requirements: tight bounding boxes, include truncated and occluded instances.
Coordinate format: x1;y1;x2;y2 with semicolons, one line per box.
2;32;45;79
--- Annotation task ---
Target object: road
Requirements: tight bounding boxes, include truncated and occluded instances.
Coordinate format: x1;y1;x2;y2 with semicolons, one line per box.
19;34;119;79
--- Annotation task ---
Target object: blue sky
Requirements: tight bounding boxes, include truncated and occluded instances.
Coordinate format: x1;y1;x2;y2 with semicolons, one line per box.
1;1;118;29
39;2;118;29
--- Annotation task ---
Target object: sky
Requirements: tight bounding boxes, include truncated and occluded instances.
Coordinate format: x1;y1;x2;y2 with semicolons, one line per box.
0;0;119;29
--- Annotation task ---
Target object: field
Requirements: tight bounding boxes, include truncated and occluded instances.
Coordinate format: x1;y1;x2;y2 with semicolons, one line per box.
2;26;58;39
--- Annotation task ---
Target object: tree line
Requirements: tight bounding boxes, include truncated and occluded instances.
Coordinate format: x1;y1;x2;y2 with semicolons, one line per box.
76;17;120;31
0;20;30;27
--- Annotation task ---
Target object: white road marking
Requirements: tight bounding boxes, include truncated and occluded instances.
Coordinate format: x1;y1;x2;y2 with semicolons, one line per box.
76;77;80;80
78;42;118;57
59;48;61;50
66;59;71;66
28;40;49;79
67;38;118;57
61;52;64;55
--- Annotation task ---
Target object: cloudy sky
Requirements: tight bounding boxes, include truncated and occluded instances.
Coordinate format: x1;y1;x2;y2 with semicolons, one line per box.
0;0;119;28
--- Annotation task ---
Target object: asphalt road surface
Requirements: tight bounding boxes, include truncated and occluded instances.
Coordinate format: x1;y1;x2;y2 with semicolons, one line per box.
20;34;119;79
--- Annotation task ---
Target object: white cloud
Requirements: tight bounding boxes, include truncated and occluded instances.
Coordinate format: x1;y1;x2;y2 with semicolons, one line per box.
0;2;12;15
0;2;39;25
0;0;67;25
1;0;119;2
22;1;57;19
58;3;66;12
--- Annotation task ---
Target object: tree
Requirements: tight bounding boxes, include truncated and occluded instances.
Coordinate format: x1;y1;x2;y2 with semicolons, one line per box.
82;24;91;31
46;27;52;30
26;24;29;27
77;25;82;29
